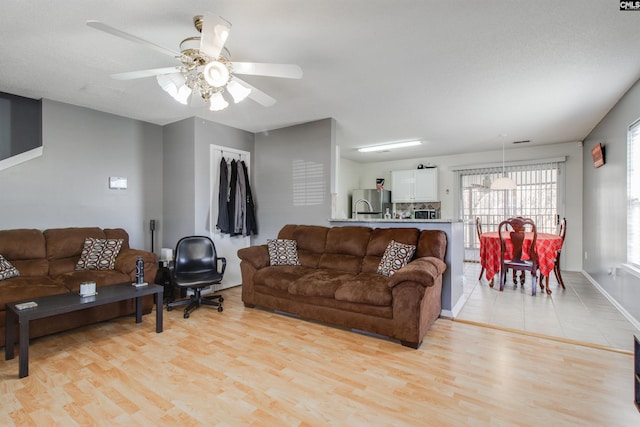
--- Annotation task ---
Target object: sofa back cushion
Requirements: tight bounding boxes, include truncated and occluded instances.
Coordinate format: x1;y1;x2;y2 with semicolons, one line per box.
318;226;372;273
362;227;420;274
415;230;447;261
45;227;106;275
279;225;328;268
0;229;49;276
104;228;131;250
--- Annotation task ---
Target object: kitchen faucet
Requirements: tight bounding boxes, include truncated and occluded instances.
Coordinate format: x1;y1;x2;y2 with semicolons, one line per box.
353;199;373;220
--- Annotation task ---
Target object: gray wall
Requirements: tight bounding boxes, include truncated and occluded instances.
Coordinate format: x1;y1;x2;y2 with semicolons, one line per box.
0;99;163;250
161;117;254;249
583;77;640;319
253;118;335;243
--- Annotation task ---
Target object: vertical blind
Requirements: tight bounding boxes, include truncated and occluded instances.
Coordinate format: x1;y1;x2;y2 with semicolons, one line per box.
628;119;640;268
459;161;561;261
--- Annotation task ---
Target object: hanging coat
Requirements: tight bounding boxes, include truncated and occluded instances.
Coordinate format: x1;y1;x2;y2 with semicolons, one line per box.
216;157;230;234
228;160;238;235
234;160;247;235
241;160;258;235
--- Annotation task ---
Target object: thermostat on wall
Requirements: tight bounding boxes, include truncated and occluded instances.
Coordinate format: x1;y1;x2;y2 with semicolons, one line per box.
109;177;127;189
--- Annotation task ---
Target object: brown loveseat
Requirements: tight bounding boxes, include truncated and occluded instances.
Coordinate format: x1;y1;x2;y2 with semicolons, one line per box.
0;227;158;347
238;225;447;349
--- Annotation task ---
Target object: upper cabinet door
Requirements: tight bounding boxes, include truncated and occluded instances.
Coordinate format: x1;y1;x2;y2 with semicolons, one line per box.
413;168;438;202
391;168;438;202
391;170;415;202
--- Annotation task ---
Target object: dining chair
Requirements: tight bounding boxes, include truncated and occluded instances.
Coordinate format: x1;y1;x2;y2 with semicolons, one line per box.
549;217;567;289
498;217;539;295
476;217;485;281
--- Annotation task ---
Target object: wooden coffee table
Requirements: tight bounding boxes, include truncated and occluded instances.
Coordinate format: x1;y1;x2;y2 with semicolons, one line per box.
4;283;163;378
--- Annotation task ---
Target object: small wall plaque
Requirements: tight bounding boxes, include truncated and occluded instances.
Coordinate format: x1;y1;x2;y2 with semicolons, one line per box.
109;177;128;189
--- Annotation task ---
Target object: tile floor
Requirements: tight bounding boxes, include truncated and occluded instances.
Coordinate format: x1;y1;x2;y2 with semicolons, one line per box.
457;262;640;352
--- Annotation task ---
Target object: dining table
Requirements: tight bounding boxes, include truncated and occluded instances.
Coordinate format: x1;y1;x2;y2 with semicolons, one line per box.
479;231;564;295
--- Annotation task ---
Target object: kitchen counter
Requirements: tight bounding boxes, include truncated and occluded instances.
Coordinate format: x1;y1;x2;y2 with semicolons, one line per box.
329;218;460;223
328;218;464;318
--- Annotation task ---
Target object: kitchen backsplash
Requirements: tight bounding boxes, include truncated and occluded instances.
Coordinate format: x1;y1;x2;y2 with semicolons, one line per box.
394;202;441;219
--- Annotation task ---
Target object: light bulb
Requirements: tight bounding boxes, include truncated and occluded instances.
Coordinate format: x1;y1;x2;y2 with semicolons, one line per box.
226;79;251;103
209;92;229;111
203;61;230;88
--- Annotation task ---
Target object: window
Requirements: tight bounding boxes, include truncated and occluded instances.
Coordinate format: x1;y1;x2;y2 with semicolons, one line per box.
458;161;563;262
628;119;640;268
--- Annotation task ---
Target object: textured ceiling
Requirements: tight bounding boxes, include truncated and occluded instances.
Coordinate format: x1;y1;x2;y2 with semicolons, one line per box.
2;1;640;162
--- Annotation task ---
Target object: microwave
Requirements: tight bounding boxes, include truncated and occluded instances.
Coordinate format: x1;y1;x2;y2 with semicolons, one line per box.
414;209;437;220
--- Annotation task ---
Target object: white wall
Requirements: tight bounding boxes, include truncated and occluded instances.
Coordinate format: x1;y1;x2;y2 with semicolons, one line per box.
0;100;163;250
340;141;583;271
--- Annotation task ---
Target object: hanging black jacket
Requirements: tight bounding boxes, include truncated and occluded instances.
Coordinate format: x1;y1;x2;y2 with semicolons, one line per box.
228;159;238;235
241;160;258;235
216;157;230;233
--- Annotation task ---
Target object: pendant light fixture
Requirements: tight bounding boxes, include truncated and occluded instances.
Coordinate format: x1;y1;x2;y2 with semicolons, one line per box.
491;138;517;190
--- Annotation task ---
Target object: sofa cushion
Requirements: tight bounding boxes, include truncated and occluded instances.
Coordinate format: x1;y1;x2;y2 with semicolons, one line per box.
377;240;416;277
45;227;106;275
362;227;420;273
254;265;316;292
288;270;353;298
0;255;20;280
267;239;300;266
53;270;132;292
415;230;447;260
334;273;392;306
75;238;124;270
292;225;329;268
0;276;69;309
0;229;46;260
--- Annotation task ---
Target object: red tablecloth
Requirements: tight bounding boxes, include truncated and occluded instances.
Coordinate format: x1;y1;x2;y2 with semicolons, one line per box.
479;231;563;281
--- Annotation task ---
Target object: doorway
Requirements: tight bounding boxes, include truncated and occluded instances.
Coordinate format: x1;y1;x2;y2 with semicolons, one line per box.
210;145;251;290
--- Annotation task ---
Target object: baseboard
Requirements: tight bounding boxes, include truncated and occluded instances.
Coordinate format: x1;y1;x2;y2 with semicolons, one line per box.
582;270;640;332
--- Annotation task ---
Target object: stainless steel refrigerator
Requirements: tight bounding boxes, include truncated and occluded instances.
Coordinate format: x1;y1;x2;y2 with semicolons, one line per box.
351;189;392;219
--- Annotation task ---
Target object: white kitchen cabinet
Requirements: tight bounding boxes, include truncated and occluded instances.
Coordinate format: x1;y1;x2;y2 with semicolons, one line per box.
391;168;438;202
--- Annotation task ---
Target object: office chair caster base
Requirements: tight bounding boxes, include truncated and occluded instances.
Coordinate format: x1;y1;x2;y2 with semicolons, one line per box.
184;312;190;319
217;306;223;312
167;306;173;311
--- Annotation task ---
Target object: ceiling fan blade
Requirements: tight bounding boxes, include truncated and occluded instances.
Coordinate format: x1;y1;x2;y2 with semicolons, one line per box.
232;62;303;79
234;77;276;107
111;66;181;80
86;20;180;58
200;14;231;59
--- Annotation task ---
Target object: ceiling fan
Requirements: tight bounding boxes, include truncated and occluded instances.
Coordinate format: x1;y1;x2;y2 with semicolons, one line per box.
86;13;303;111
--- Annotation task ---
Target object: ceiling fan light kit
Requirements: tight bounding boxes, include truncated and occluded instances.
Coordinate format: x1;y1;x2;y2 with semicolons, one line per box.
87;14;302;112
357;140;422;153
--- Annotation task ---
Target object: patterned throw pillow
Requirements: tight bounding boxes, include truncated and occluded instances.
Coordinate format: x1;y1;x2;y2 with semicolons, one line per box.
377;240;416;277
0;254;20;280
267;239;301;266
75;238;124;271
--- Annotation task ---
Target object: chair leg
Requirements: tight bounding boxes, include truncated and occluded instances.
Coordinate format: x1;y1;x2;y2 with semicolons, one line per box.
499;268;506;291
531;271;537;296
554;263;566;289
478;266;485;281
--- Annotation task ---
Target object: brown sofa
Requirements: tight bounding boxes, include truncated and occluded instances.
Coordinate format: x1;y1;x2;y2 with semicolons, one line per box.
238;225;447;348
0;227;158;347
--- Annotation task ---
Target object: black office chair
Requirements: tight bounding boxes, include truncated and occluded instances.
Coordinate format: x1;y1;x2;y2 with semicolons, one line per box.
167;236;226;318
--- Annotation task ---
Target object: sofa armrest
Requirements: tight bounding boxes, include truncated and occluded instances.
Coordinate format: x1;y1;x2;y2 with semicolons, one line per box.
237;245;270;269
115;248;158;282
388;256;447;289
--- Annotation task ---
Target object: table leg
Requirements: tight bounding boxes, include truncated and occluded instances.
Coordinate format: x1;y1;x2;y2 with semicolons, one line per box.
5;310;15;361
18;319;29;378
155;291;163;333
135;296;142;324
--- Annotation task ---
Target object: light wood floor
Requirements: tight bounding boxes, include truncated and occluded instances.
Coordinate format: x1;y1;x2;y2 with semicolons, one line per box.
1;286;639;426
